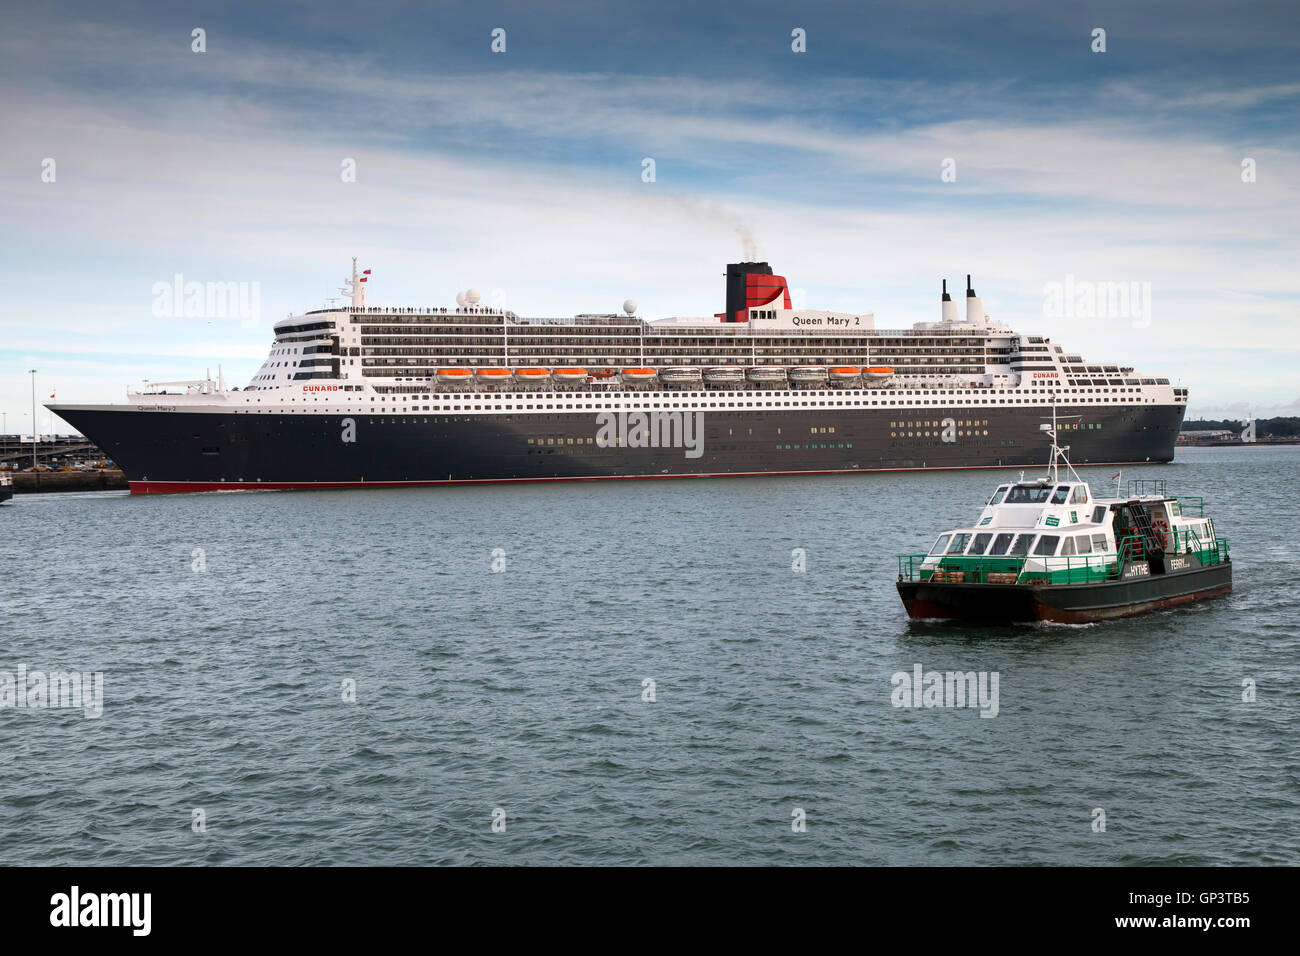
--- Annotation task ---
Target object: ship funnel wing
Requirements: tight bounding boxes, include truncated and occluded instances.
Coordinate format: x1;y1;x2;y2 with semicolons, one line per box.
965;273;986;326
941;278;959;323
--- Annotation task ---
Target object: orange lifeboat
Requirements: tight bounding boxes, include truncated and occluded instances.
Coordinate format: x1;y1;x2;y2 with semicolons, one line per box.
864;366;895;379
552;367;589;384
828;366;862;383
621;367;657;382
435;368;474;385
475;367;512;379
513;367;551;387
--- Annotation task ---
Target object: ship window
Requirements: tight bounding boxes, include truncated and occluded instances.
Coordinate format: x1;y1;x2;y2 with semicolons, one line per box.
1006;484;1052;503
1033;535;1060;556
929;535;952;556
1091;533;1108;552
1051;485;1070;504
1009;535;1034;556
988;485;1009;506
946;533;972;554
969;533;992;555
1061;537;1076;556
989;533;1015;556
1092;506;1106;523
1070;486;1089;503
1074;535;1093;554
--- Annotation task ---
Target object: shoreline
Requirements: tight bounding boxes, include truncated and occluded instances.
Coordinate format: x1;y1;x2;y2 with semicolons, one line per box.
7;469;128;494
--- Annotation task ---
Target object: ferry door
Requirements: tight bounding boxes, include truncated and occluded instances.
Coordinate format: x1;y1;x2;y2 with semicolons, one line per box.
1149;504;1173;552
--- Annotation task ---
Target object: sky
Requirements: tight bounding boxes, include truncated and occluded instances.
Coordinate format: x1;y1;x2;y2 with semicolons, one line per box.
1;0;1297;433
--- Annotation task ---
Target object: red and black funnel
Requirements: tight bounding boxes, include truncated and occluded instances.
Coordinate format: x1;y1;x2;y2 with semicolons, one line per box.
723;262;791;322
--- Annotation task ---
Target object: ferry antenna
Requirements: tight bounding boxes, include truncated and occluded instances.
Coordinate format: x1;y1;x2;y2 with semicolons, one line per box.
1039;402;1084;484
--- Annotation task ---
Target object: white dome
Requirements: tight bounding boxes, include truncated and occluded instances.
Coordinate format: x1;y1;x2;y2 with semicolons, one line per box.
466;288;481;305
623;299;637;315
455;291;467;307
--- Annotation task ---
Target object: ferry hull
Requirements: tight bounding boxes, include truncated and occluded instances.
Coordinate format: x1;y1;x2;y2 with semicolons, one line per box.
51;402;1184;495
898;560;1232;624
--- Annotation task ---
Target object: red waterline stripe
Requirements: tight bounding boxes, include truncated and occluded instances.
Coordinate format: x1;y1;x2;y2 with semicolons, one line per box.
128;460;1167;495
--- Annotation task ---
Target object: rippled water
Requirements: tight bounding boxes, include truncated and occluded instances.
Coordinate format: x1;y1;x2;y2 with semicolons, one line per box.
2;445;1297;865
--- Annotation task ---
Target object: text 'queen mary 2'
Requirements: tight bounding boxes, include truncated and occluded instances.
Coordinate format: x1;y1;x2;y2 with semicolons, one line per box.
51;260;1188;494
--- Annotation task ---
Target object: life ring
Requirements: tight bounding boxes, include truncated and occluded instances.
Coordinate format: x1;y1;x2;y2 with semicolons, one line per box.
1152;518;1170;543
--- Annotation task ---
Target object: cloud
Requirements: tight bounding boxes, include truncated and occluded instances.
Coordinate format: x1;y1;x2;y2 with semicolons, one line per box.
1;7;1297;422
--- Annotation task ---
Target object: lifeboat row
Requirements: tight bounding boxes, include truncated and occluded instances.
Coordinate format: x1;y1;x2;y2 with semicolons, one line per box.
433;365;896;386
435;367;591;386
654;366;896;386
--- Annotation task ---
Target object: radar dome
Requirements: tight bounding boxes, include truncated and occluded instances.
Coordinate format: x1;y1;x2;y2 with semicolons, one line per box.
466;288;481;305
455;291;467;307
623;299;637;315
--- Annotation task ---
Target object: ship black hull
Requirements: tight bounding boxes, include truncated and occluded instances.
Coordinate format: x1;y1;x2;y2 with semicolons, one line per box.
898;559;1231;624
51;401;1184;494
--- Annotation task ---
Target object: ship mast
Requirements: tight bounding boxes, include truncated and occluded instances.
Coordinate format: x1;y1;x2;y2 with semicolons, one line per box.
341;257;369;309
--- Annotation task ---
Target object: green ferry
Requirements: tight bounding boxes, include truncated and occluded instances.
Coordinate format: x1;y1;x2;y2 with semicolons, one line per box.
896;415;1231;623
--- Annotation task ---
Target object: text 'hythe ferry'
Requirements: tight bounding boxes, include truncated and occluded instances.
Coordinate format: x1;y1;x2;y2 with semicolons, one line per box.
51;260;1188;494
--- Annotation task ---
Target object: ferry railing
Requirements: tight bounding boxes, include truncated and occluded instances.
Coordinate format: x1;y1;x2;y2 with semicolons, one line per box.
931;556;1027;584
897;554;929;582
1017;553;1120;585
1174;495;1204;517
896;553;1019;584
1170;528;1231;565
1172;528;1200;554
1128;479;1167;498
899;534;1228;586
892;554;1028;584
1115;534;1146;575
1181;530;1231;565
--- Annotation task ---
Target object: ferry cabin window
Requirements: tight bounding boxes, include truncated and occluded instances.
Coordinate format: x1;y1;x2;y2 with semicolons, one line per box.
947;533;972;554
1091;533;1108;552
1074;535;1093;554
988;485;1010;506
1009;534;1035;556
1070;486;1089;504
929;535;952;556
1033;535;1060;556
1092;506;1106;523
1061;537;1076;556
970;533;993;555
989;533;1015;556
1051;485;1070;504
1006;485;1052;504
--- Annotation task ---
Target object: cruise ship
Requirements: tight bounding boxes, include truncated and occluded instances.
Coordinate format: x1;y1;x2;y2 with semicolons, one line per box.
50;260;1188;494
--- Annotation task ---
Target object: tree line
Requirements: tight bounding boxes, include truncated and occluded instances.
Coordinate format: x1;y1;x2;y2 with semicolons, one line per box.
1182;417;1300;437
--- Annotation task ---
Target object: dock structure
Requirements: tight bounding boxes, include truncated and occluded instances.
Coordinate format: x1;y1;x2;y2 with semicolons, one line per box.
0;434;125;493
0;434;111;469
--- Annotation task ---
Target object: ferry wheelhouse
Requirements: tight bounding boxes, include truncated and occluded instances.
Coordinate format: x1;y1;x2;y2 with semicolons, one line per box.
896;416;1231;622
